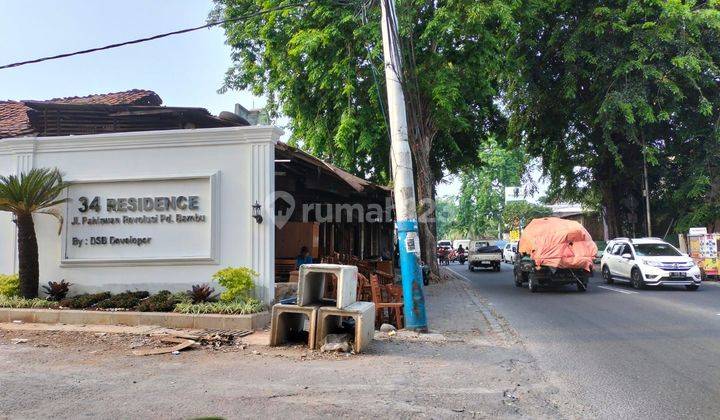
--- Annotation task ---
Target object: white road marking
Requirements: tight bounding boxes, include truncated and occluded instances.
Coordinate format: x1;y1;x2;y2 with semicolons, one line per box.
597;285;639;295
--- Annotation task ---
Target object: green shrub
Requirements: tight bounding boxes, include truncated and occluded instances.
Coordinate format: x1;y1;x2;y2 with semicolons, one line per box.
136;290;190;312
0;296;58;309
174;298;265;315
212;267;258;302
60;292;112;309
0;274;20;297
94;291;149;309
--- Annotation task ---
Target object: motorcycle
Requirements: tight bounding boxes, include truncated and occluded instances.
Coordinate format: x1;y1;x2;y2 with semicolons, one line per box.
456;249;467;265
437;247;451;266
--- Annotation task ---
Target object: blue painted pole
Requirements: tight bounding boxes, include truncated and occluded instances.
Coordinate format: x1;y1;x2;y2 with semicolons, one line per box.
396;220;427;330
380;0;428;331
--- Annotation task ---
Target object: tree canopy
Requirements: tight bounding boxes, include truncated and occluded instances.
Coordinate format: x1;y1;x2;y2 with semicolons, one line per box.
501;201;552;231
213;0;512;181
506;0;720;237
455;138;528;237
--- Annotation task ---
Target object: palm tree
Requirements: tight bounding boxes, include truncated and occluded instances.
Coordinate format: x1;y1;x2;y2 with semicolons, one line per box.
0;168;69;298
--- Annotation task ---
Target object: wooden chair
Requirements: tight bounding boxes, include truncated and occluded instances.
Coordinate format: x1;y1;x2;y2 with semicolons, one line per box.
370;274;403;329
374;269;395;285
356;273;372;302
356;260;373;278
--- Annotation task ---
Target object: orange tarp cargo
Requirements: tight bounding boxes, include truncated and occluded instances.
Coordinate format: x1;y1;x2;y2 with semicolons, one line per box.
518;217;598;272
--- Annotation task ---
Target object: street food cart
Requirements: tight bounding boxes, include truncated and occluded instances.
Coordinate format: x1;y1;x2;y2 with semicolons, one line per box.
686;228;719;280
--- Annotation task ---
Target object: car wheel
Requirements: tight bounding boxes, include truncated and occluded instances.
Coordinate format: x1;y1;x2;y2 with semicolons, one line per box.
686;284;699;291
469;265;474;272
631;268;646;289
602;265;613;284
528;273;538;293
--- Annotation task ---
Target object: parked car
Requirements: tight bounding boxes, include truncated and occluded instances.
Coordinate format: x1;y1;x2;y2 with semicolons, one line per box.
502;242;518;263
600;237;702;290
514;218;596;292
468;240;502;272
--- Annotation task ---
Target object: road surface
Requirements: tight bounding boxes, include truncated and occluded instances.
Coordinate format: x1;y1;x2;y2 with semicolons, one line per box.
448;262;720;420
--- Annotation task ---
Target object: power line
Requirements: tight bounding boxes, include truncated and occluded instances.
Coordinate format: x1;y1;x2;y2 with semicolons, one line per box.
0;3;308;70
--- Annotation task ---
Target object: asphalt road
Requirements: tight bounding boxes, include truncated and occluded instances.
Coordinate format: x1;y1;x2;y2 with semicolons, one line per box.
448;262;720;420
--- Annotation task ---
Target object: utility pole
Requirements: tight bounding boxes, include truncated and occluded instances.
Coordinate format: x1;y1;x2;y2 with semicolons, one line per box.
380;0;427;331
642;137;652;237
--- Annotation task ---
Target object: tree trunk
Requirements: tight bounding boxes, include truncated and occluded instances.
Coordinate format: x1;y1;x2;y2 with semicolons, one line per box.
16;213;39;298
407;130;439;281
600;183;620;239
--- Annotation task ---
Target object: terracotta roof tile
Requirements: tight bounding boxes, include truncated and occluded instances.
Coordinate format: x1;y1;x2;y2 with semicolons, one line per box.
0;101;32;137
42;89;162;106
0;90;162;137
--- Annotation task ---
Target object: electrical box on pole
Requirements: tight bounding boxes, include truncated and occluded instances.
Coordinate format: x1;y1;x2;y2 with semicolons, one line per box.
380;0;428;331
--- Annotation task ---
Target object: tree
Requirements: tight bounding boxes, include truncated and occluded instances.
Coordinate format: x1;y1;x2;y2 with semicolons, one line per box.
0;169;69;298
212;0;514;276
435;196;463;240
456;138;528;237
506;1;720;238
501;201;552;231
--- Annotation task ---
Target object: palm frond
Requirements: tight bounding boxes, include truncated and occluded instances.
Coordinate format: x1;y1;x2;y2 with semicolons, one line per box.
0;168;70;220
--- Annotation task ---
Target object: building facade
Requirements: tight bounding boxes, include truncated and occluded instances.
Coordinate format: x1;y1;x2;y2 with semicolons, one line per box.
0;127;278;302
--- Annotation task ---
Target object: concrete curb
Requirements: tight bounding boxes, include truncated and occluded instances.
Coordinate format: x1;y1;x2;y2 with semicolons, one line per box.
0;308;271;331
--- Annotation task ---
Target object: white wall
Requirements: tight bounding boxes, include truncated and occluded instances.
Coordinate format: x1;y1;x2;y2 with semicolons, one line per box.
0;127;279;303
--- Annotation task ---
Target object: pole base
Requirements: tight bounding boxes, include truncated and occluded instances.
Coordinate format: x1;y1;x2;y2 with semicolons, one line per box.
405;326;428;333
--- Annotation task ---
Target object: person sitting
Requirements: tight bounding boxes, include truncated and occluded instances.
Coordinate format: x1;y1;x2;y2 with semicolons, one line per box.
457;244;465;253
295;246;313;269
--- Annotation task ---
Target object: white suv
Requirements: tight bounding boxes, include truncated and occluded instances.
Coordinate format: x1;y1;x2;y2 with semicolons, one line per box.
502;242;517;263
600;238;702;290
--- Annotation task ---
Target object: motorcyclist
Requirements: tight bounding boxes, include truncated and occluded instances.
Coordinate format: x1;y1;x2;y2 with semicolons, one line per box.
456;244;467;265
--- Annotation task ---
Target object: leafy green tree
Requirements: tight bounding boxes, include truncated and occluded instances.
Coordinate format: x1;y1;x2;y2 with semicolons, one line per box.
506;0;720;238
435;196;463;240
501;201;552;231
212;0;514;275
456;138;528;237
0;169;69;298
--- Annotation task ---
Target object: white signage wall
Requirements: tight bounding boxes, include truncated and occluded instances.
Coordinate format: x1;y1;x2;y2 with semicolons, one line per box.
0;127;279;303
62;176;217;264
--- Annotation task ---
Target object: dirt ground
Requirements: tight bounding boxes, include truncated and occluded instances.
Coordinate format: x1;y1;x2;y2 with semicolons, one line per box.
0;278;586;419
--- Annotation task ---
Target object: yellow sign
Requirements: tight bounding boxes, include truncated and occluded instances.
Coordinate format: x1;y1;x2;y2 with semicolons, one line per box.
509;229;520;242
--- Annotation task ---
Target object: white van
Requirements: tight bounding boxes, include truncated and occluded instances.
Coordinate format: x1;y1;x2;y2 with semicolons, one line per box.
452;239;471;251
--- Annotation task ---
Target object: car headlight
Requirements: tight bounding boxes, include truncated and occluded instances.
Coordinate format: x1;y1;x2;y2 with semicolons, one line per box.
643;260;664;267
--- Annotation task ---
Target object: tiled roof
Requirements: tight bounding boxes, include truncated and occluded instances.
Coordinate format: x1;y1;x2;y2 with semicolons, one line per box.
43;89;162;106
0;90;162;137
0;101;33;137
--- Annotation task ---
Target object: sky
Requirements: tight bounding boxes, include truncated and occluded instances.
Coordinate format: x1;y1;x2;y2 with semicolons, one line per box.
0;0;261;115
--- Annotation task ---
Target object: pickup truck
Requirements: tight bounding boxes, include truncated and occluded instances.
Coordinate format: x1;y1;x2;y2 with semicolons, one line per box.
468;241;503;272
